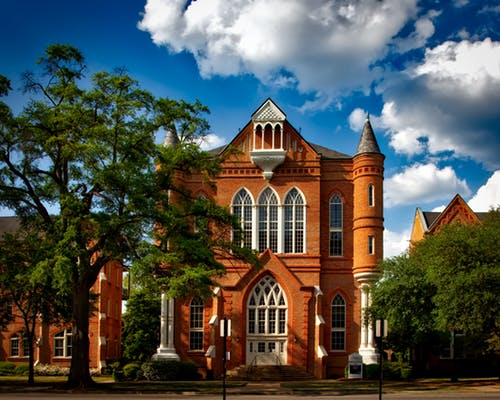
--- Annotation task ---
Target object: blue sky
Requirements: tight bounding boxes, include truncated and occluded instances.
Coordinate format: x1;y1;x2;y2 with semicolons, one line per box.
1;0;499;257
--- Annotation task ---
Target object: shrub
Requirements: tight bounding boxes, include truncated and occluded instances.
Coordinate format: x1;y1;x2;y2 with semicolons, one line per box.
0;361;15;376
364;363;379;379
123;362;144;381
141;360;200;381
13;363;30;376
34;364;70;376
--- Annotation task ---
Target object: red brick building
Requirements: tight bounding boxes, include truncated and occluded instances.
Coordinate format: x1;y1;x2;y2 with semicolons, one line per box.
0;216;123;370
154;99;384;378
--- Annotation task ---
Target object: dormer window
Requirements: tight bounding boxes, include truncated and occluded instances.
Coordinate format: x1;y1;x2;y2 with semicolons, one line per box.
250;99;287;180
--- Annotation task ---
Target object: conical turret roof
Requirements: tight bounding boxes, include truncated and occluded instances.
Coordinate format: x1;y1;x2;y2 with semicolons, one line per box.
163;125;179;148
356;114;381;154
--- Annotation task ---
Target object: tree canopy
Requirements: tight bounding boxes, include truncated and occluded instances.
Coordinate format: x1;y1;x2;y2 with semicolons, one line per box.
370;209;500;366
0;44;258;387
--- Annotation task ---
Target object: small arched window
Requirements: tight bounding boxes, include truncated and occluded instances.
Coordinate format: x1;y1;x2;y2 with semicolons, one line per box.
331;295;346;351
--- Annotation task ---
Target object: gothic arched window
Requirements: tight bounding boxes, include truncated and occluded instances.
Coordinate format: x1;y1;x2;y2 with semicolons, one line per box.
284;188;305;253
258;188;279;252
331;294;346;351
232;189;253;249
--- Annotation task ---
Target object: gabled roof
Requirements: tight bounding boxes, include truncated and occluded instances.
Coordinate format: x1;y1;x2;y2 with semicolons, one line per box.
410;194;486;245
251;98;286;122
208;98;351;159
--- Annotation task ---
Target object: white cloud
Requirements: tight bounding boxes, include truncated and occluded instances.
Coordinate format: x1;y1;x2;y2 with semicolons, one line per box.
468;170;500;211
377;38;500;170
384;227;411;258
139;0;419;102
384;163;471;207
197;133;227;150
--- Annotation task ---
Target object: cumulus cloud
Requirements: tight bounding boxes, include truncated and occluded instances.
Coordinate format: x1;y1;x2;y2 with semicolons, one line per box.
384;163;471;207
384;227;411;258
139;0;419;98
377;38;500;170
197;133;227;150
468;170;500;211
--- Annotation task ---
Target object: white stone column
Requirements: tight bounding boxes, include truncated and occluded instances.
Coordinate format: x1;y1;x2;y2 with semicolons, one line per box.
152;292;180;360
358;283;378;364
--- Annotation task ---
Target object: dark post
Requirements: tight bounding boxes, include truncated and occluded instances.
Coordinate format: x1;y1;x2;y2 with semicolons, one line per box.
375;319;387;400
222;316;227;400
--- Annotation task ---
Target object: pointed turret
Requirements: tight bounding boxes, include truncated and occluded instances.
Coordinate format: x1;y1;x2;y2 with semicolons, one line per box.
163;125;179;148
356;114;380;154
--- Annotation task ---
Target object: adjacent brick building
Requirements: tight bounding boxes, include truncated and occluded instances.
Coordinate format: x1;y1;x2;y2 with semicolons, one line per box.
0;216;123;370
154;99;385;378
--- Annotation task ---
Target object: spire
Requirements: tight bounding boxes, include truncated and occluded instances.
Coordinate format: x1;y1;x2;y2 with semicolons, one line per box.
163;125;179;148
356;113;381;155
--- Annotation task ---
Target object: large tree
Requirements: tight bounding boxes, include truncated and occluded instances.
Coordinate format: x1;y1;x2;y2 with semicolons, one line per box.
0;44;256;388
370;209;500;370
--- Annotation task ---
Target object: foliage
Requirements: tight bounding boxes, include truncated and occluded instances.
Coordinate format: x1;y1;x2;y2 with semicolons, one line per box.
141;360;200;381
370;209;500;366
0;362;15;376
121;289;160;362
0;44;259;387
0;223;66;384
34;364;70;376
122;362;144;381
13;364;30;376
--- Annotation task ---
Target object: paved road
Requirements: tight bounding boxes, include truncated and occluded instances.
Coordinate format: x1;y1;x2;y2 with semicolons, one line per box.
1;393;500;400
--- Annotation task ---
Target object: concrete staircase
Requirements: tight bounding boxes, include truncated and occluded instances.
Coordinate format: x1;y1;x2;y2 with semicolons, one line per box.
227;365;315;381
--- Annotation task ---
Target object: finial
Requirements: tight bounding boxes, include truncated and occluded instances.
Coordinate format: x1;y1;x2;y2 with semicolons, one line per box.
365;112;370;122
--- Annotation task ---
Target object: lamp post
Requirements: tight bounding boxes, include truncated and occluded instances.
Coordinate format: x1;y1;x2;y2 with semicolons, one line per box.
220;316;231;400
375;319;388;400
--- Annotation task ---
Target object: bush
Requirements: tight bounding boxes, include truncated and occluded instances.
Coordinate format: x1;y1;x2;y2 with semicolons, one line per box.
34;364;70;376
13;363;30;376
123;362;144;381
141;360;200;381
0;361;15;376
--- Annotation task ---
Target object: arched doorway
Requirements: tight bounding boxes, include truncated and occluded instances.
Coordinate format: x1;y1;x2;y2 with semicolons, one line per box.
246;276;287;365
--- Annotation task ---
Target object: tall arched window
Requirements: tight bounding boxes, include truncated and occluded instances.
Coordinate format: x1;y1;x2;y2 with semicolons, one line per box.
258;188;278;252
189;297;204;351
284;188;305;253
331;295;346;351
329;194;343;256
232;189;253;249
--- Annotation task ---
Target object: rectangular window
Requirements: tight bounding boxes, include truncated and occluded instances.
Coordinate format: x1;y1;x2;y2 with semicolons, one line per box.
330;231;343;256
368;184;375;207
278;309;286;334
368;235;375;255
189;300;204;351
268;309;276;334
10;336;19;357
248;309;255;334
258;309;266;334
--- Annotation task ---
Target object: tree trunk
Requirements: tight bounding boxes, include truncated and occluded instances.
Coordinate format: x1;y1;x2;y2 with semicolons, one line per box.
67;279;95;388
